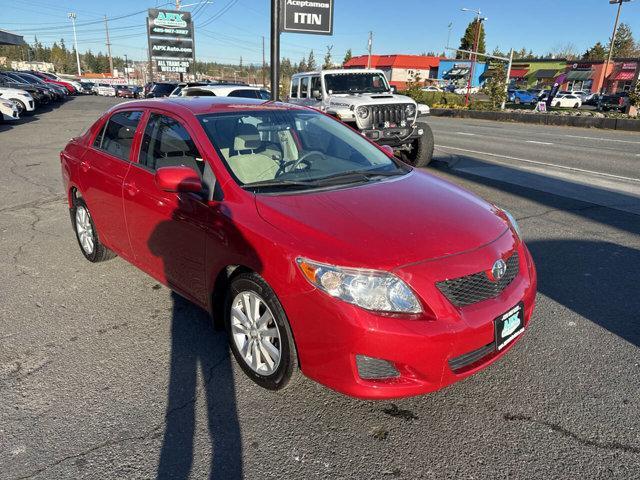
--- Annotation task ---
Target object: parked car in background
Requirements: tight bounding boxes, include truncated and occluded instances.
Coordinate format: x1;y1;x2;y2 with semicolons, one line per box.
9;72;67;101
0;86;35;115
454;86;480;95
551;94;582;108
598;92;629;112
421;86;442;92
0;72;50;107
144;81;177;98
508;90;538;105
559;90;589;102
0;98;19;122
115;85;137;98
95;84;116;97
61;96;536;399
22;71;76;94
179;84;270;99
584;93;600;106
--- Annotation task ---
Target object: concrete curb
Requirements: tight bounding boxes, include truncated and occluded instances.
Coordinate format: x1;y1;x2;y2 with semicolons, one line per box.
430;108;640;132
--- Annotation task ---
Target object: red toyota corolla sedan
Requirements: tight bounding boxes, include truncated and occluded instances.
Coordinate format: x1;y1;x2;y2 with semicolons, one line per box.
61;97;536;399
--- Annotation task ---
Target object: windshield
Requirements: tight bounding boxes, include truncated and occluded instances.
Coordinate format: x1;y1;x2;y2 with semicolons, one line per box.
323;72;389;94
199;109;407;191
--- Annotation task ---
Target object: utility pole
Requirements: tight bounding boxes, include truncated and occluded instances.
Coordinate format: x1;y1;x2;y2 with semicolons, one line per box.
599;0;630;95
68;13;82;76
176;0;182;9
501;49;514;111
262;35;266;87
270;0;280;100
104;15;114;75
124;54;130;82
367;31;373;68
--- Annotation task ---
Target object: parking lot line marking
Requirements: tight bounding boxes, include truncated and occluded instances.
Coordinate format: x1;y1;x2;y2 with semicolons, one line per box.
435;145;640;183
526;141;554;145
456;132;476;136
564;134;640;145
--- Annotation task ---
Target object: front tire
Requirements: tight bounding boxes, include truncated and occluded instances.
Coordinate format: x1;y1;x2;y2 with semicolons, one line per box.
11;99;25;116
225;272;300;390
401;122;434;168
71;197;116;262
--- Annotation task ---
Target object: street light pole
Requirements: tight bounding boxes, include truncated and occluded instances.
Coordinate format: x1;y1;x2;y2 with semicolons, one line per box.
599;0;630;95
68;12;82;76
461;8;485;107
124;54;130;83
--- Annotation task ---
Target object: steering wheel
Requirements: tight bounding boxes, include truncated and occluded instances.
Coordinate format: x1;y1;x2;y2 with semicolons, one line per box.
276;150;324;177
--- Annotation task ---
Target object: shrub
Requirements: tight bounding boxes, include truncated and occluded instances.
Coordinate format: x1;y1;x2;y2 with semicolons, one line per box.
401;90;465;107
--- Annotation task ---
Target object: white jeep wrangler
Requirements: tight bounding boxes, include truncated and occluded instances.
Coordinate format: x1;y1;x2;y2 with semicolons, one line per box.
288;69;434;167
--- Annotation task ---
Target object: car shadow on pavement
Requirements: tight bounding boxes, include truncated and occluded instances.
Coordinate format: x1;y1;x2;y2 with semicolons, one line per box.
149;201;250;480
527;240;640;348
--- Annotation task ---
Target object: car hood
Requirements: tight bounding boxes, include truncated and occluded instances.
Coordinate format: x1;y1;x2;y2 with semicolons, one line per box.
327;93;415;109
255;170;509;270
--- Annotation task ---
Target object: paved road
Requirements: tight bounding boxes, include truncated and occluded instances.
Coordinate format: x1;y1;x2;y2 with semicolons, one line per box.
1;97;639;480
429;116;640;215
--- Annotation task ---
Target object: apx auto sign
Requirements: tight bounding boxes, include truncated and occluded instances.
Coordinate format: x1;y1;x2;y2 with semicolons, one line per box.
147;8;195;74
280;0;334;35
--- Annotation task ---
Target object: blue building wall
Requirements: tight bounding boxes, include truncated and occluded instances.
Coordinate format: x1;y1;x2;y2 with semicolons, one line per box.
437;59;489;87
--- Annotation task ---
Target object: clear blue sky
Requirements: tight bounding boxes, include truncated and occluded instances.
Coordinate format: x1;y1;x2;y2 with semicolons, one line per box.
3;0;640;64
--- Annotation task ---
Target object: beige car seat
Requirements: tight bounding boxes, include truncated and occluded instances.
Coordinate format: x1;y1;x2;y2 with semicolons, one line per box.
227;124;280;183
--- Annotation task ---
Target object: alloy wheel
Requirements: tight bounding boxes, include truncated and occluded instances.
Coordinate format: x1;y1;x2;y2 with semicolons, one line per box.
75;206;95;255
230;291;282;375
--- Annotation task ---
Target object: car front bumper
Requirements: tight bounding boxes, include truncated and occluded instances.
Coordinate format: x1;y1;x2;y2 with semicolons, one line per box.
361;123;423;147
279;233;537;399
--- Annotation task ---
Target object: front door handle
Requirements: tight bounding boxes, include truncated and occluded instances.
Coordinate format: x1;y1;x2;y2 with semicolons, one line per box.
124;181;139;196
80;161;90;173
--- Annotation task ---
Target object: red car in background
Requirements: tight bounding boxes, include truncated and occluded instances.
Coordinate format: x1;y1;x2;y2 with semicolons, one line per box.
60;97;537;399
24;70;76;94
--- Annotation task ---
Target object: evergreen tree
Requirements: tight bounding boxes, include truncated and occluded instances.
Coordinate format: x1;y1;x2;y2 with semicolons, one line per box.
323;45;333;69
307;50;316;70
297;56;308;72
457;19;486;59
583;42;606;60
609;23;638;57
343;48;352;65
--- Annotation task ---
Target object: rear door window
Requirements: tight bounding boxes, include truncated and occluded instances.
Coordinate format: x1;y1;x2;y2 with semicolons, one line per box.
290;77;299;98
228;89;260;99
96;111;143;160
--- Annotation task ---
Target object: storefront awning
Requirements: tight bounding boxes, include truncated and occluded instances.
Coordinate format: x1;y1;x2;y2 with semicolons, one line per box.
0;29;26;46
565;70;592;81
611;70;636;81
535;69;558;79
509;69;528;78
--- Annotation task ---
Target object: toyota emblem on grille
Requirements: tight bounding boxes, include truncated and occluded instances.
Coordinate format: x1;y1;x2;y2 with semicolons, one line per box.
490;259;507;282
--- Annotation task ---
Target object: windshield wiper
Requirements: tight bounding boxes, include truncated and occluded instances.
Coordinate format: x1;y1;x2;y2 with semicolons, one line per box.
313;169;406;185
242;179;318;190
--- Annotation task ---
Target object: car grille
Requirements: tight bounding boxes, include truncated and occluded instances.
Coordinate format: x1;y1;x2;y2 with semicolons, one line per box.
436;251;520;307
369;104;408;127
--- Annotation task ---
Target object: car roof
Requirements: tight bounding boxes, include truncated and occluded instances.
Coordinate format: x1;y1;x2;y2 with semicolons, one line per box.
109;96;305;116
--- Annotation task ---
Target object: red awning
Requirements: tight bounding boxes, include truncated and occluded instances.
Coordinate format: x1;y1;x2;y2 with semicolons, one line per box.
509;69;528;78
612;70;636;81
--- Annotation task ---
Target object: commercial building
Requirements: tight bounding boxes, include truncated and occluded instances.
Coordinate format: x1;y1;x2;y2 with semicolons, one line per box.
343;54;440;89
437;59;489;88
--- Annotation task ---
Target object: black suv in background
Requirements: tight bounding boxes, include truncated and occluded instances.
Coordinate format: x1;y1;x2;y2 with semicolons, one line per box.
143;82;177;98
598;92;630;112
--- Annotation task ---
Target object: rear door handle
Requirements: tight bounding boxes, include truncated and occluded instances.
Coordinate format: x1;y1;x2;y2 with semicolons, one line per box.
124;181;139;196
80;161;90;173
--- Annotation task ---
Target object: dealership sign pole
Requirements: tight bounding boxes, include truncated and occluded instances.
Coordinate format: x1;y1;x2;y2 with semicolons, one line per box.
271;0;335;100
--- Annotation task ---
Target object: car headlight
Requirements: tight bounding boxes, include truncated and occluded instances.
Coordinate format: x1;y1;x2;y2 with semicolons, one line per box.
297;258;422;314
500;208;522;239
356;105;369;119
405;103;416;117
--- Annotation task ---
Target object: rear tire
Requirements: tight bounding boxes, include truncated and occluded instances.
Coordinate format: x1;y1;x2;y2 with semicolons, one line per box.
225;272;300;391
401;122;434;168
71;197;116;263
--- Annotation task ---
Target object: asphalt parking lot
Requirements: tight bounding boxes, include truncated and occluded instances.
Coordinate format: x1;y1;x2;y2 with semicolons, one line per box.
1;96;639;479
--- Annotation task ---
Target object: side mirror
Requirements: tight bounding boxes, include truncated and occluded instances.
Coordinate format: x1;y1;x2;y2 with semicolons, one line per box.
155;166;203;194
380;145;394;156
312;89;322;100
390;86;397;94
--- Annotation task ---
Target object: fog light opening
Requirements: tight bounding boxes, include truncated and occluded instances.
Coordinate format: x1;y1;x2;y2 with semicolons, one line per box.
355;355;400;380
